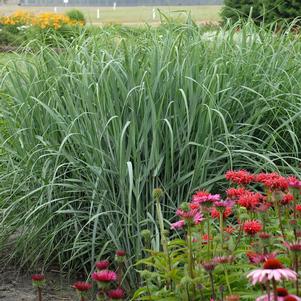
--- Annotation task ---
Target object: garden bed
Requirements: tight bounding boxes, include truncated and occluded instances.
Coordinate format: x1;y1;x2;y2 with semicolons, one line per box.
0;265;75;301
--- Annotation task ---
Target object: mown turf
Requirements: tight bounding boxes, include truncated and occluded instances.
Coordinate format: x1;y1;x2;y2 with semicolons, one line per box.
0;5;222;24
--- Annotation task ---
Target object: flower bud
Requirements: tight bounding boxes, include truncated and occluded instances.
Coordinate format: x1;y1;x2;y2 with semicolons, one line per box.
141;229;151;241
152;188;163;200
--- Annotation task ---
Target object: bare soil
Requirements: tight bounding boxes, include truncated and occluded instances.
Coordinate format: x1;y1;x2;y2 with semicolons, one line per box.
0;266;77;301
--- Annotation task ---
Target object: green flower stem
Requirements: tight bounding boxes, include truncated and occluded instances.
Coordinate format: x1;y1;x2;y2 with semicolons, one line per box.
272;192;285;239
224;267;232;294
266;280;271;301
209;272;216;300
187;224;194;279
38;287;42;301
293;190;298;240
272;279;278;301
207;218;211;257
155;195;172;288
295;253;299;296
187;224;196;300
219;212;224;252
146;282;153;300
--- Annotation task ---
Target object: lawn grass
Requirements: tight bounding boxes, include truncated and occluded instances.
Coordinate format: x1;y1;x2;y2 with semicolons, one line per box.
0;4;222;24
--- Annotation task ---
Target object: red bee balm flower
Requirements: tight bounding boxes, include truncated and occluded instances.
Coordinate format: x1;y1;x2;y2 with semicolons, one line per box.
96;260;110;270
225;170;254;185
92;270;117;288
92;270;117;282
107;287;125;300
31;274;45;282
211;207;232;219
72;281;92;292
237;191;263;210
243;220;262;235
116;250;126;257
31;274;45;288
296;205;301;212
258;232;271;240
115;250;126;263
281;193;294;205
226;187;247;199
255;173;288;191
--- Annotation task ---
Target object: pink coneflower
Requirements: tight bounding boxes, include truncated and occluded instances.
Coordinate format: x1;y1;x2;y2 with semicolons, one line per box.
96;260;110;270
214;200;235;211
243;220;262;236
256;293;301;301
284;297;299;301
92;270;117;288
170;220;185;230
246;252;276;265
287;242;301;253
192;191;220;207
256;287;301;301
213;255;234;265
106;287;125;300
202;261;216;272
72;281;92;292
247;258;297;285
225;170;254;185
288;176;301;189
176;205;203;226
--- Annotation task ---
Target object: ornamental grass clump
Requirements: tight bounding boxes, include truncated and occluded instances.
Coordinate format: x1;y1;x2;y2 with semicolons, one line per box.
1;22;301;287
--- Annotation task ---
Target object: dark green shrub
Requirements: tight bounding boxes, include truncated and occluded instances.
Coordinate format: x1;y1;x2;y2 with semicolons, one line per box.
221;0;301;25
221;0;263;24
65;9;86;25
262;0;301;24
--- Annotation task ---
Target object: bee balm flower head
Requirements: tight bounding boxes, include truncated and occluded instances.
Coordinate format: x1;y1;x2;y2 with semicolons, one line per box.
92;270;117;289
243;220;262;236
31;274;45;288
72;281;92;298
106;287;125;300
96;260;110;270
